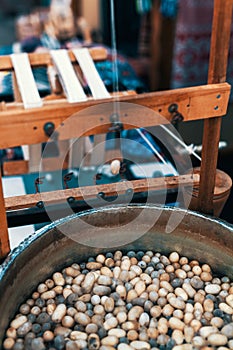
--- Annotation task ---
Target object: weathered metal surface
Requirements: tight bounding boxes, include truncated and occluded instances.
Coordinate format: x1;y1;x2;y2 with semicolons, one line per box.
0;204;233;345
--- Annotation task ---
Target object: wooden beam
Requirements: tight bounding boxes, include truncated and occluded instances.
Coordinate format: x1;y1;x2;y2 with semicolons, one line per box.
71;0;82;17
0;170;10;258
150;0;162;91
198;0;233;214
5;174;200;211
0;83;230;149
3;160;29;176
150;0;177;91
0;47;108;71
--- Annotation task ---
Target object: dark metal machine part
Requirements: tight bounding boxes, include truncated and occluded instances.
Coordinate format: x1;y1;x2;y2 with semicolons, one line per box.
0;204;233;346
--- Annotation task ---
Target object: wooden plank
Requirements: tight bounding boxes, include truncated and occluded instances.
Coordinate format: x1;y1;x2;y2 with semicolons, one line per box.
2;151;69;175
0;170;10;259
5;174;200;211
73;48;111;99
50;50;87;103
0;47;108;71
198;0;233;214
71;48;110;168
3;160;29;176
11;53;43;109
0;83;230;150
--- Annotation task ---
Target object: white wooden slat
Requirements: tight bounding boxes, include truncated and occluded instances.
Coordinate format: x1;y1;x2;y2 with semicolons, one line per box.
73;48;111;99
21;145;29;161
50;49;87;103
11;53;43;109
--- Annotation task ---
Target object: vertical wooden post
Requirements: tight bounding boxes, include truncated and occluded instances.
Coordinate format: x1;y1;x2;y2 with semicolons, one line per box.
71;0;82;17
198;0;233;214
150;0;162;91
0;170;10;259
150;0;177;91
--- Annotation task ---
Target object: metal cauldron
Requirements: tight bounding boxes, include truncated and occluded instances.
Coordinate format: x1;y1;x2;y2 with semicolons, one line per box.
0;204;233;346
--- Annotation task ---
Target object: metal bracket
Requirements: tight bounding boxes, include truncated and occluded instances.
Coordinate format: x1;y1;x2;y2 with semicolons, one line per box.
63;172;73;189
109;113;124;132
34;177;44;194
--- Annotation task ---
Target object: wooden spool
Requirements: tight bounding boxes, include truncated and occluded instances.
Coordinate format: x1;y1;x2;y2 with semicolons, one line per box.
185;167;232;217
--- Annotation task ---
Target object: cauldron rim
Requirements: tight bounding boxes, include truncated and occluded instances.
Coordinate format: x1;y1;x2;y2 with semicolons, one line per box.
1;203;233;346
1;203;232;281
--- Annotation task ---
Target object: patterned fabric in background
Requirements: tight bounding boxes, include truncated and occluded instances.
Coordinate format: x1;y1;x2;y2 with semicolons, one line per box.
171;0;233;99
96;51;147;93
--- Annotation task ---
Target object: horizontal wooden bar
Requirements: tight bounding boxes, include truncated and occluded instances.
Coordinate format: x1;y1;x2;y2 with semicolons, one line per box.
0;47;108;71
0;83;230;149
2;156;71;176
5;173;199;211
3;160;29;176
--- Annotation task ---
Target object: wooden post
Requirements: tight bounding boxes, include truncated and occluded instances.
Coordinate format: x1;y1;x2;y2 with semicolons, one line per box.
0;170;10;259
71;0;82;18
198;0;233;214
150;0;176;91
150;0;162;91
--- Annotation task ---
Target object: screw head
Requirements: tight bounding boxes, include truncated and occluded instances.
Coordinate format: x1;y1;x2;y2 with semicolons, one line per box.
43;122;55;137
168;103;178;114
67;196;75;204
36;201;44;209
125;188;133;196
97;192;105;199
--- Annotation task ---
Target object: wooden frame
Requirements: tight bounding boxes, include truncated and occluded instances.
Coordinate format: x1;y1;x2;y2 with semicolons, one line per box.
0;83;230;149
5;174;200;211
0;0;232;259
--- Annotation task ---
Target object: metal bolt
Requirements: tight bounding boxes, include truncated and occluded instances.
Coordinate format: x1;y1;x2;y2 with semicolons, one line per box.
67;196;75;204
36;201;44;209
97;192;105;199
43;122;55;137
172;112;184;124
168;103;178;114
110;113;120;123
125;188;133;196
